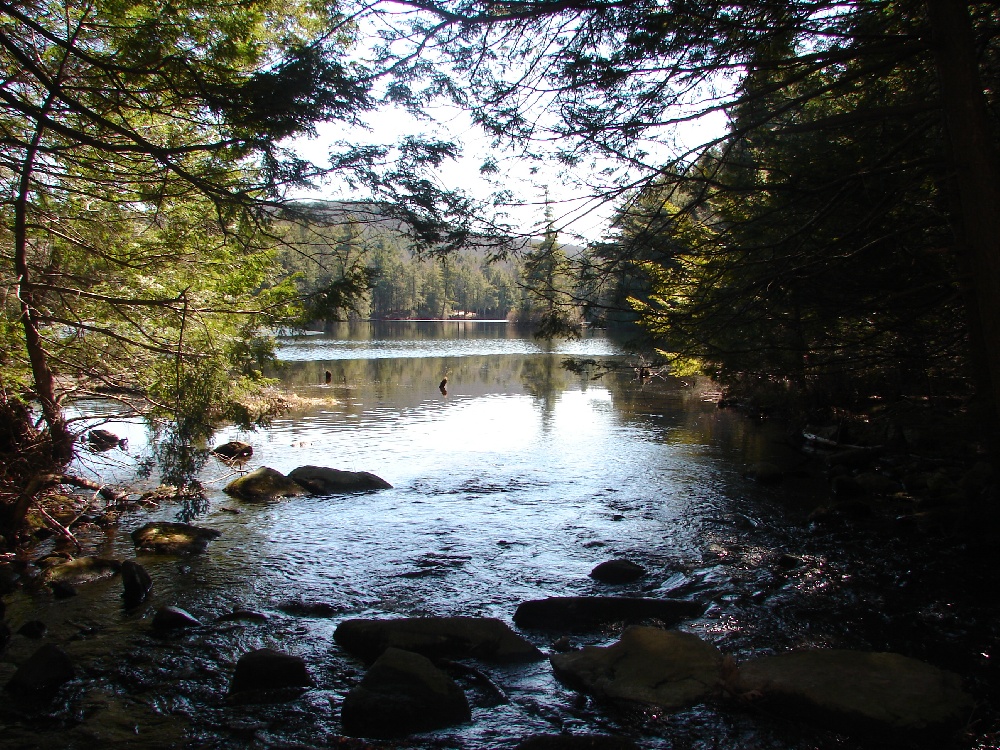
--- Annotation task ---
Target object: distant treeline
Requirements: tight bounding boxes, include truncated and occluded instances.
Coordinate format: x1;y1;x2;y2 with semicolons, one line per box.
277;202;584;327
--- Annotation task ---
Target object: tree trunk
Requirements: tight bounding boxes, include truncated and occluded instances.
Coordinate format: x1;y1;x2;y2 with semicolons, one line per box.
14;113;74;465
926;0;1000;422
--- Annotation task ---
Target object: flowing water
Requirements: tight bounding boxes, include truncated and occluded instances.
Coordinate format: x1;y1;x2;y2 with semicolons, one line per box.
2;323;995;749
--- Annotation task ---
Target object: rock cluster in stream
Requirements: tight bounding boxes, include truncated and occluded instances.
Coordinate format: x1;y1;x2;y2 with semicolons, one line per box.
0;549;979;747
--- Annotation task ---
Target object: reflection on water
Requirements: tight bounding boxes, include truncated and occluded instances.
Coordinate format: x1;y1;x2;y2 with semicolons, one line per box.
6;324;824;749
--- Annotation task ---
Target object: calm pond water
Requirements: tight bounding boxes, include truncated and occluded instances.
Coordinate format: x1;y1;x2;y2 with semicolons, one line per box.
3;322;990;749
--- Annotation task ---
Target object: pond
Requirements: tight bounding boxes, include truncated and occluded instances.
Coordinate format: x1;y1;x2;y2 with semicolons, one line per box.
1;322;993;749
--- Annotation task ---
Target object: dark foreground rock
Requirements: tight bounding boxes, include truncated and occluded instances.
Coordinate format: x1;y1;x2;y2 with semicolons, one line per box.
5;644;75;701
287;465;393;493
224;466;308;501
44;556;121;585
131;522;221;554
589;559;646;584
152;606;202;631
334;616;543;663
228;648;314;703
341;647;471;738
514;597;705;630
735;649;973;737
551;627;724;709
121;560;152;608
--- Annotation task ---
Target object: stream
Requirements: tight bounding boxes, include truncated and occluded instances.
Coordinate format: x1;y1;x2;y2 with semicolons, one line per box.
1;322;996;749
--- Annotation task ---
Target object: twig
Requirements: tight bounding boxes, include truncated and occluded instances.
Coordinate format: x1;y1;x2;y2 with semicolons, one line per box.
34;502;82;552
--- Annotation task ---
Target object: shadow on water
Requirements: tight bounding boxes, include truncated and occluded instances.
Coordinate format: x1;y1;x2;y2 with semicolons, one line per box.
1;323;996;749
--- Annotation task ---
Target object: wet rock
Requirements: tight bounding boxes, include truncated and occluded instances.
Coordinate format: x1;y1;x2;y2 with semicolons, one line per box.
216;609;268;623
334;616;543;664
228;648;314;703
589;559;646;584
550;627;724;709
516;736;640;750
743;462;783;484
5;643;75;701
514;597;705;631
49;580;78;598
17;621;46;639
735;649;973;737
287;465;393;494
775;553;803;571
223;466;308;502
87;428;125;451
212;441;253;460
341;647;471;738
44;556;122;585
278;600;340;618
152;605;202;631
121;560;152;608
0;621;10;651
131;522;221;554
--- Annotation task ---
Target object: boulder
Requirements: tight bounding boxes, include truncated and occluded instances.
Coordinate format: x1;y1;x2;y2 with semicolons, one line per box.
44;556;121;585
341;647;471;738
212;441;253;460
121;560;152;608
287;465;393;494
334;616;543;664
152;605;202;631
131;522;220;554
514;597;705;631
5;644;75;701
589;560;646;584
223;466;308;501
550;627;724;710
278;600;340;618
735;649;973;737
228;648;313;703
17;621;46;639
87;429;125;451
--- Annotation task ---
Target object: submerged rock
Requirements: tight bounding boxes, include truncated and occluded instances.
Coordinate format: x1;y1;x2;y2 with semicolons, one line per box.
589;559;646;584
735;649;973;737
121;560;152;608
334;616;543;664
152;606;202;631
341;647;471;738
550;627;724;710
44;556;122;585
278;600;340;618
228;648;314;703
131;522;220;554
87;429;125;451
514;596;705;631
223;466;308;501
287;465;393;494
5;644;75;701
212;441;253;460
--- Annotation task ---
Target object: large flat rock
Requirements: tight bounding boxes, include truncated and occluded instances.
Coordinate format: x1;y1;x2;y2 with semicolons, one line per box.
514;596;705;631
736;649;973;736
335;616;543;663
288;465;392;494
131;522;220;554
551;627;724;709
